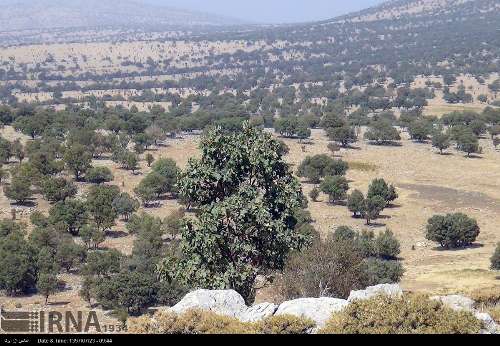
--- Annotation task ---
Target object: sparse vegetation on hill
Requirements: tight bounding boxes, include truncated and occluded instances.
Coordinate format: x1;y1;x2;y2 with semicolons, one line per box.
0;0;499;335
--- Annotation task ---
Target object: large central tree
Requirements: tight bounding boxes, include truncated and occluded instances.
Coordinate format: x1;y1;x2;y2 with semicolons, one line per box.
159;123;310;302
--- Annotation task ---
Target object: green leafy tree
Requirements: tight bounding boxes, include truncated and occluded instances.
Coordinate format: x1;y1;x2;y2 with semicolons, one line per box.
55;239;85;273
362;258;404;286
41;177;77;203
331;226;357;242
37;272;59;305
0;232;37;295
0;219;25;237
86;167;114;185
432;132;451;154
63;144;93;180
280;237;367;299
126;213;164;236
375;229;401;260
0;137;12;163
86;185;120;232
48;199;88;236
83;249;122;278
491;243;500;271
3;175;32;204
163;124;310;303
426;213;480;248
120;151;139;173
151;158;179;195
487;125;500;140
327;125;357;148
362;196;386;225
11;139;25;163
347;189;365;217
320;176;349;204
297;155;348;184
367;178;398;205
134;181;157;207
408;120;432;142
112;193;139;221
364;120;401;145
456;132;482;157
164;209;186;238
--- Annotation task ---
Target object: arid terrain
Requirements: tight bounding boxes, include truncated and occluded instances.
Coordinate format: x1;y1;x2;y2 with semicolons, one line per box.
0;0;499;335
0;124;498;313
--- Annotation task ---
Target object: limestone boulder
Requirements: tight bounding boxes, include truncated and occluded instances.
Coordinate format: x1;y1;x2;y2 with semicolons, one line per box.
274;297;348;328
348;284;403;302
169;289;247;319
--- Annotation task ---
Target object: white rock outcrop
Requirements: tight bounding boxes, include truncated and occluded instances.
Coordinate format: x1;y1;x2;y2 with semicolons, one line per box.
162;285;498;334
430;295;475;312
348;283;403;302
431;295;498;334
241;303;278;322
274;297;348;327
169;289;248;319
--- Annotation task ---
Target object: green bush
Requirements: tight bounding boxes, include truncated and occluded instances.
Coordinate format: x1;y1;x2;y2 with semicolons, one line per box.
297;155;348;183
491;243;500;270
374;229;400;259
363;258;404;286
426;213;480;248
319;294;483;334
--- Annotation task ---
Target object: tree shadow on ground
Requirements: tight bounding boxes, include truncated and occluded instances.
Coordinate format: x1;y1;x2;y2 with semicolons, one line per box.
431;243;484;252
47;301;71;307
105;230;128;238
11;199;37;207
366;221;386;228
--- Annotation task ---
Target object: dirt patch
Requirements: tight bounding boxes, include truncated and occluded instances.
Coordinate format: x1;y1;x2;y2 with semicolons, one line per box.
399;183;500;213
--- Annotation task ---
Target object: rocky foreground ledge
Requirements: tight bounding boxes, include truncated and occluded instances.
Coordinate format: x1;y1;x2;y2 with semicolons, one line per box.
152;284;498;334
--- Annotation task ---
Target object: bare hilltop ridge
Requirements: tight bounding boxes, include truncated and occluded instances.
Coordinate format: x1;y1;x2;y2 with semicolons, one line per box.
0;0;246;32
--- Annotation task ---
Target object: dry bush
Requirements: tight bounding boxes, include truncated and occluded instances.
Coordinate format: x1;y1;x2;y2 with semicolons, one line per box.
487;306;500;323
318;294;483;334
128;309;251;334
469;286;500;307
127;315;157;334
254;314;315;334
128;309;316;334
469;287;500;323
278;238;367;300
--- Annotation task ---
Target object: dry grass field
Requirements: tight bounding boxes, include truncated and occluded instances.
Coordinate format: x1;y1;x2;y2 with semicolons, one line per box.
0;125;498;316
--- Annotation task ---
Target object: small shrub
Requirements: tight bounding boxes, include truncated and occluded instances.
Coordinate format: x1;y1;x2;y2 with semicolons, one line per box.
255;314;315;334
128;309;316;334
318;294;483;334
309;187;320;202
375;229;401;260
491;243;500;270
363;258;404;286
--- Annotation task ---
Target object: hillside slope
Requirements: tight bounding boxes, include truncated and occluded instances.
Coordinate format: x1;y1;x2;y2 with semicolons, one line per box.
0;0;245;31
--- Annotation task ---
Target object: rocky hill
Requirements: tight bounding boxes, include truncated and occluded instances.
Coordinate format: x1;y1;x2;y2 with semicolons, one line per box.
333;0;499;23
0;0;245;31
